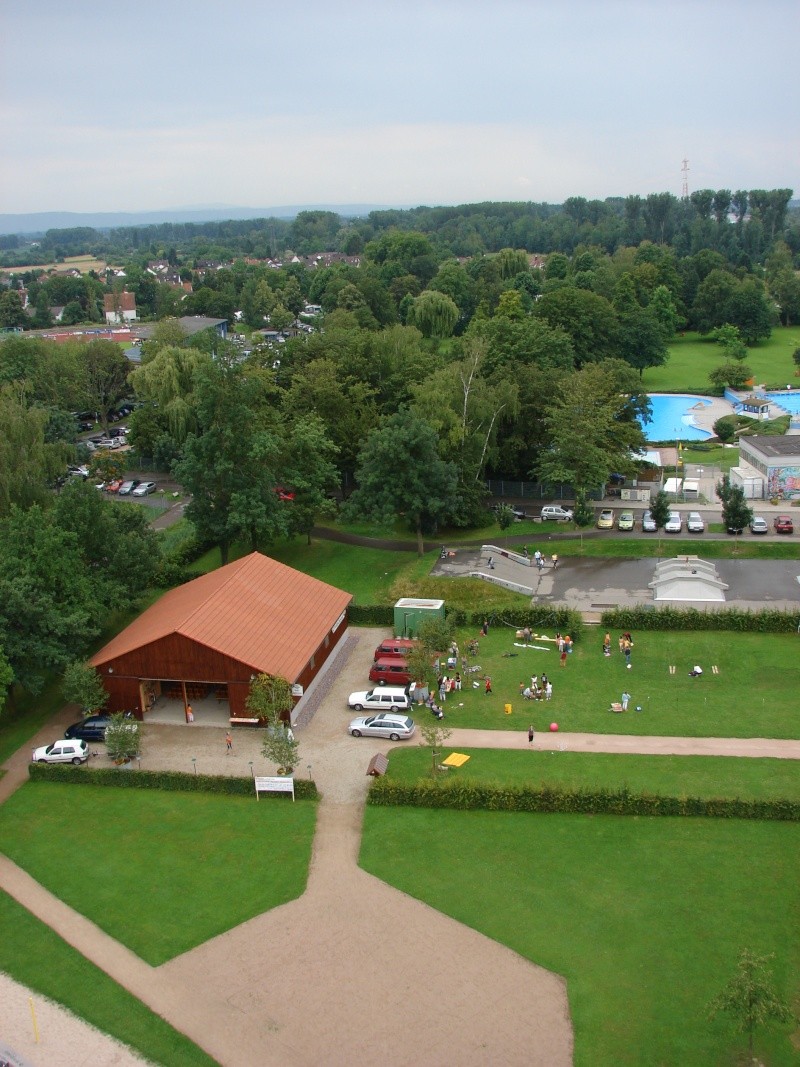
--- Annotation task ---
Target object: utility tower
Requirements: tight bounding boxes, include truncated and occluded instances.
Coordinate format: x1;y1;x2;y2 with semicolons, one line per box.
681;158;690;199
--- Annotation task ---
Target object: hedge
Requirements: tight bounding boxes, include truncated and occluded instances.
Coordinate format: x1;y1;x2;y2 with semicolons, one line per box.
28;761;319;800
367;777;800;821
348;604;584;640
601;605;800;633
348;605;394;626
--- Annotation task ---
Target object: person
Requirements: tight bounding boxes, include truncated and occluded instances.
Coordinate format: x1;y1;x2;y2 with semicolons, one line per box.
522;546;529;559
481;618;489;636
528;723;535;744
689;665;703;677
534;549;542;565
522;626;531;644
185;704;194;724
545;681;553;700
225;731;233;753
487;556;495;570
624;645;632;669
621;691;630;712
431;704;444;720
523;686;533;700
485;676;492;695
560;648;568;668
551;552;559;569
454;672;462;691
541;673;549;690
603;632;611;656
537;554;544;571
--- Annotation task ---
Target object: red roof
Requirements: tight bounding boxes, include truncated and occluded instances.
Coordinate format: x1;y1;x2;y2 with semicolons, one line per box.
91;552;351;679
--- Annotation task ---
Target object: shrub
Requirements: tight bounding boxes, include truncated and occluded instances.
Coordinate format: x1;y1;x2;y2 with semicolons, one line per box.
600;606;800;633
28;762;319;800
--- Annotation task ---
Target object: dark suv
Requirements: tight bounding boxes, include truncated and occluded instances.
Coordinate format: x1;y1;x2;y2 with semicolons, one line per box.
64;715;112;741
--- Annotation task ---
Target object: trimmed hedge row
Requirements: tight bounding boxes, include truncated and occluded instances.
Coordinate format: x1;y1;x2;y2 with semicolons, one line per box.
28;761;318;800
601;605;800;633
367;777;800;821
348;605;394;626
348;605;584;640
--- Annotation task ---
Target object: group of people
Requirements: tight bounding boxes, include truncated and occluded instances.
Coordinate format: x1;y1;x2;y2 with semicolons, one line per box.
531;549;558;571
603;631;634;668
556;632;573;667
436;673;462;701
521;673;552;701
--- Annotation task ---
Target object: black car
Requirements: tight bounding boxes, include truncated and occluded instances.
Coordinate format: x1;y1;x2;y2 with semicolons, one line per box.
64;715;112;741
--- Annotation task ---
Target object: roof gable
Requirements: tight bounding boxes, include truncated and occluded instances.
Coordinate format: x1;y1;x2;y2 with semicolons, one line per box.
91;553;351;679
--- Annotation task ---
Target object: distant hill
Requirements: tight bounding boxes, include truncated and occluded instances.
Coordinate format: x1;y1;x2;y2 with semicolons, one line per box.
0;204;407;236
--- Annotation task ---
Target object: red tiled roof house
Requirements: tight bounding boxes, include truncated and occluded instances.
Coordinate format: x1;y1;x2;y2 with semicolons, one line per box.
90;553;351;725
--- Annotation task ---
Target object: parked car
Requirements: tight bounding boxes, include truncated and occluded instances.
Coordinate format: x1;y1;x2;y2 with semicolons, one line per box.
68;465;89;479
274;486;295;501
374;638;417;660
726;522;744;535
348;713;416;741
64;715;112;742
774;514;794;534
118;480;139;495
369;658;413;685
641;510;657;533
749;516;769;535
540;505;573;522
490;503;526;521
686;512;705;534
665;512;683;533
31;739;89;765
596;509;614;529
108;427;128;439
348;687;411;712
105;479;124;493
132;481;157;496
617;511;634;531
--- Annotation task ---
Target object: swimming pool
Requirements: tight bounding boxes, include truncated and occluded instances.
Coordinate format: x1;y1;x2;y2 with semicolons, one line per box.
766;391;800;414
640;394;713;442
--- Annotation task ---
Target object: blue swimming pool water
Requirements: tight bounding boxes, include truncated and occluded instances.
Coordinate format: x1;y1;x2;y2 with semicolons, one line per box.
640;394;713;441
766;391;800;414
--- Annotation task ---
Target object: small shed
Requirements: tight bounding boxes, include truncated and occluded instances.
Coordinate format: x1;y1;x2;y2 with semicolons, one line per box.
738;395;770;420
663;477;683;495
393;598;445;638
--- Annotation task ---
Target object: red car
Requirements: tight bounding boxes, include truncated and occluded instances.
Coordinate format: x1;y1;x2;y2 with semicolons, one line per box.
274;487;295;501
105;479;124;493
774;514;794;534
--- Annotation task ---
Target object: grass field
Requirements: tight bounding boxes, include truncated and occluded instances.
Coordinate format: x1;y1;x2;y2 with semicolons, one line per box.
0;889;216;1066
0;783;317;965
643;326;800;393
361;808;800;1066
423;627;800;738
382;748;800;801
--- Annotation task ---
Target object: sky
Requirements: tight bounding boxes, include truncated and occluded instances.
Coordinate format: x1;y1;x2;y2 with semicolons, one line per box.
1;0;798;215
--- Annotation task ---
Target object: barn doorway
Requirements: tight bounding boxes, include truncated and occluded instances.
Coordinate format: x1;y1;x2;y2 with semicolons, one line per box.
144;680;231;727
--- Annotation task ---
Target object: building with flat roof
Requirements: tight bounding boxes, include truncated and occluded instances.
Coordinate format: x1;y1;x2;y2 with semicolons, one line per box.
735;435;800;500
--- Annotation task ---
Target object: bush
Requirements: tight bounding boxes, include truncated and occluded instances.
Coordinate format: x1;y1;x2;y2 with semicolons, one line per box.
367;777;800;821
600;606;800;633
28;761;319;799
348;605;394;626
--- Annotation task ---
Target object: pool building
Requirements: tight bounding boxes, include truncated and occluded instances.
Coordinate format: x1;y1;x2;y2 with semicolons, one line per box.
732;436;800;501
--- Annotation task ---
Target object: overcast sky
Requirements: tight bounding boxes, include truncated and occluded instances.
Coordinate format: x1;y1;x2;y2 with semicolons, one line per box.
1;0;797;215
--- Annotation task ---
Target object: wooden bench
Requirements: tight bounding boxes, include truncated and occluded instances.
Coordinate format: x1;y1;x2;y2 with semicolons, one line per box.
230;717;260;726
254;776;295;801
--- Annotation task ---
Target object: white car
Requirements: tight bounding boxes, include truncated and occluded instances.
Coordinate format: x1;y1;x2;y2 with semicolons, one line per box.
540;505;574;522
686;512;705;534
31;739;89;765
642;510;657;532
132;481;157;496
665;512;683;533
348;687;411;712
348;713;416;741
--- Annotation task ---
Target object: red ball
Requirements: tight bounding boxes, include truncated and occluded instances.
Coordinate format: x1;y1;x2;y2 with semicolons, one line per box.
549;722;559;732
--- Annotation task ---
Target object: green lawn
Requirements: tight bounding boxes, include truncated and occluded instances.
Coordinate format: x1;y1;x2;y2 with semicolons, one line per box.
531;536;800;560
0;888;216;1066
0;783;317;965
361;808;800;1066
643;326;800;393
383;748;800;802
430;628;800;738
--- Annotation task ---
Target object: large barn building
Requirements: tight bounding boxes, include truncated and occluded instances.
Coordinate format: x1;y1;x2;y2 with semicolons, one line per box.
90;552;352;726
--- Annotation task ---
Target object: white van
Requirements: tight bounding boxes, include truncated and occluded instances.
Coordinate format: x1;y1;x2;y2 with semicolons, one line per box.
347;687;411;712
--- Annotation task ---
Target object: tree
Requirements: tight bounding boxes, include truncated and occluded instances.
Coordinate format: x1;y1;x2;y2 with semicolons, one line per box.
129;344;211;442
495;504;516;542
408;290;459;339
709;361;753;391
0;646;13;715
343;412;459;555
105;713;141;763
81;340;131;431
0;506;97;693
282;415;339;544
419;720;453;775
717;475;753;534
707;949;794;1057
0;290;27;328
62;661;109;716
649;489;671;530
246;672;294;724
0;382;71;516
712;324;748;361
613;274;667;376
536;361;648;497
534;287;619;368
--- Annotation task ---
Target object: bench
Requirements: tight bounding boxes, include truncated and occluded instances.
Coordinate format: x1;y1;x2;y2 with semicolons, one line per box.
254;776;295;801
230;717;260;726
